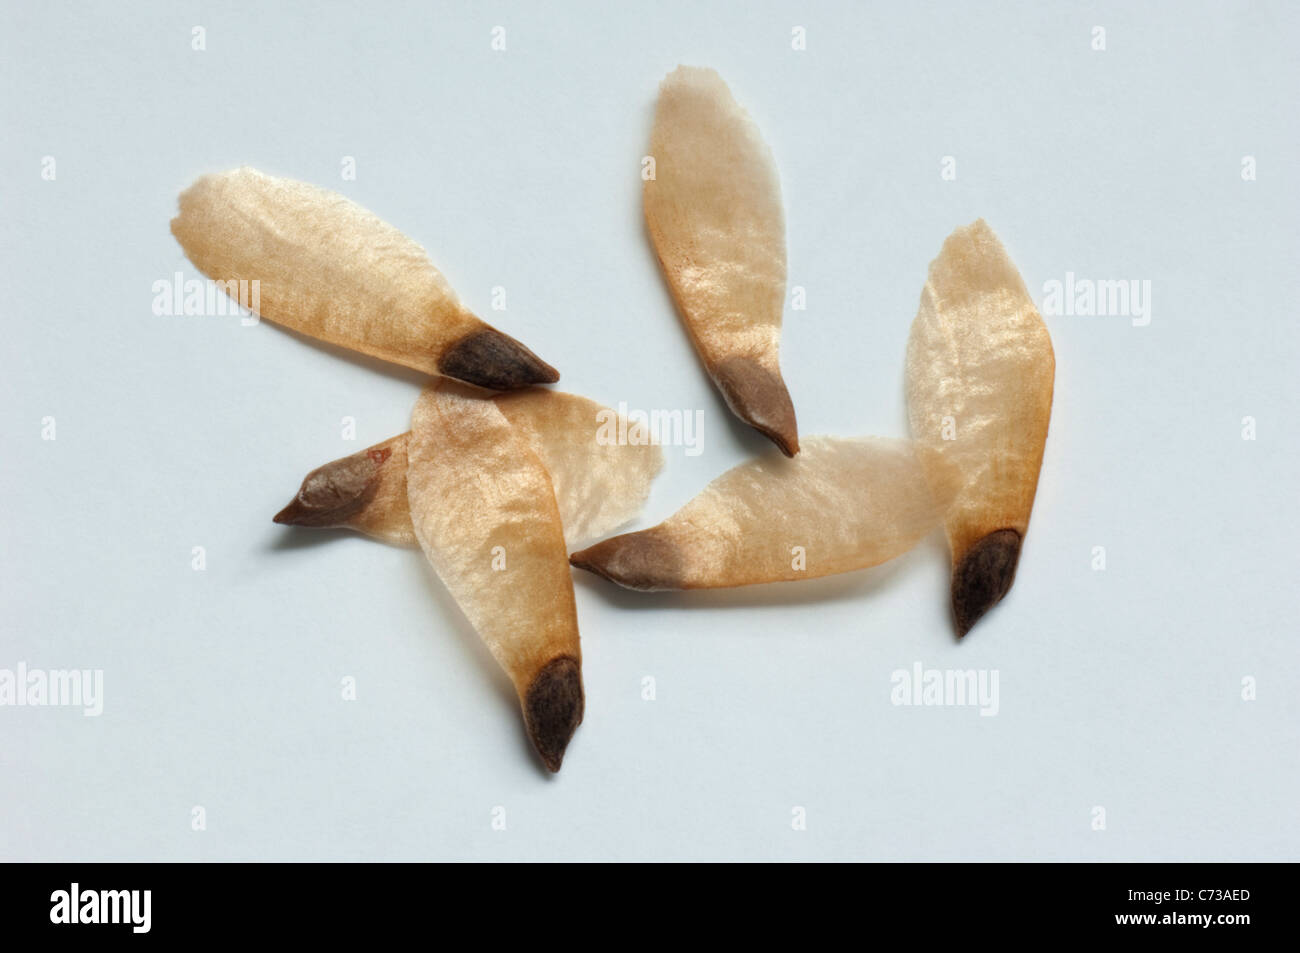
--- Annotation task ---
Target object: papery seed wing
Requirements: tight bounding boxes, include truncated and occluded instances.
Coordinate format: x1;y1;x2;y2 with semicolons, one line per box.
571;436;957;590
170;167;558;389
495;390;664;548
407;383;582;771
644;67;799;456
904;219;1055;636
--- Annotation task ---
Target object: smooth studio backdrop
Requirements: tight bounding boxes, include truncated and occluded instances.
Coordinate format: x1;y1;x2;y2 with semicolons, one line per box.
2;1;1297;860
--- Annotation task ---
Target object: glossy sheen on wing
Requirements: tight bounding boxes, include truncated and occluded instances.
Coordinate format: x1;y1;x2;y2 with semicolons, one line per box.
904;220;1055;634
570;437;957;590
644;67;799;456
408;384;582;771
273;392;663;549
496;389;664;547
170;167;558;389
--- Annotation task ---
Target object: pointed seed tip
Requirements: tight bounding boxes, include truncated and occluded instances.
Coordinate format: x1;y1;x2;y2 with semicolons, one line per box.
524;657;584;773
951;529;1022;637
566;531;684;592
712;356;799;459
438;327;560;391
272;498;303;525
568;543;623;586
766;427;799;457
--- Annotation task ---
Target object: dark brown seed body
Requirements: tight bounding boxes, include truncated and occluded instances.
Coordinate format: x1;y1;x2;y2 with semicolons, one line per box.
437;328;560;391
523;656;585;773
712;356;799;457
569;528;687;591
951;529;1022;637
273;451;383;527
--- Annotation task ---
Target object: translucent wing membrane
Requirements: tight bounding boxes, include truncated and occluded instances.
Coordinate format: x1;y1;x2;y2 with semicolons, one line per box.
171;167;558;389
407;384;583;772
571;436;957;590
904;220;1055;636
644;67;799;455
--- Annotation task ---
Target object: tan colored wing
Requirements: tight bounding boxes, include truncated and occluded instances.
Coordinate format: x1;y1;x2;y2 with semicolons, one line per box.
170;167;558;389
570;437;957;590
273;392;663;549
495;390;664;547
644;67;799;456
904;219;1055;636
408;383;583;772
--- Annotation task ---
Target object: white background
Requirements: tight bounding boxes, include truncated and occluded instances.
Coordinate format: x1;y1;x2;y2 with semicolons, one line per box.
2;1;1297;861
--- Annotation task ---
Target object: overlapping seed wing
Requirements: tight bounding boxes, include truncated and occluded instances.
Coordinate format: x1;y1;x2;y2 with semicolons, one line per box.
495;390;663;547
407;383;583;772
273;392;663;549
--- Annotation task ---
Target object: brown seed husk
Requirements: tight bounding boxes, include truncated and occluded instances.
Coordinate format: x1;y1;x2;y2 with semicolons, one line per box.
570;437;958;591
273;434;414;545
904;219;1055;636
274;391;663;549
644;66;799;456
170;167;558;389
408;383;583;772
